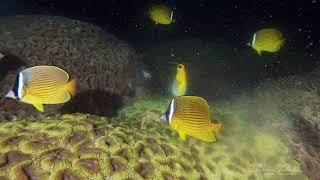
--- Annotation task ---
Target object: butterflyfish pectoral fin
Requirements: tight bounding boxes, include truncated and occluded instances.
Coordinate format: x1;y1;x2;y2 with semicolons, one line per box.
211;123;222;134
32;103;44;112
178;131;186;141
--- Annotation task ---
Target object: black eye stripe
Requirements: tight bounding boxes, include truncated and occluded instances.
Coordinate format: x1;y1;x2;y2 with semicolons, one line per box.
12;73;20;98
165;102;171;121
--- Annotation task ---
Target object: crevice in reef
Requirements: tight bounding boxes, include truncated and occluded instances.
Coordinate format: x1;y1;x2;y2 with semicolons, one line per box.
60;89;123;118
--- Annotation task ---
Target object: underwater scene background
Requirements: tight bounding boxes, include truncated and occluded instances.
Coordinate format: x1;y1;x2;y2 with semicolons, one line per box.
0;0;319;179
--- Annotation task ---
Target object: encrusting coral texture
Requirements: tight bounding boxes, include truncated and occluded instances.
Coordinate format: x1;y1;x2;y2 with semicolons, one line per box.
0;98;307;179
0;15;145;119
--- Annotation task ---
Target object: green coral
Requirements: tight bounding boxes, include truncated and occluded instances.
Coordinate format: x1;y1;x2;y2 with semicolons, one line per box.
0;97;308;179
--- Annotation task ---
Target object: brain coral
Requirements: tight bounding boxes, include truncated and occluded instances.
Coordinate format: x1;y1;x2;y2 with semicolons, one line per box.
0;98;307;179
0;15;145;119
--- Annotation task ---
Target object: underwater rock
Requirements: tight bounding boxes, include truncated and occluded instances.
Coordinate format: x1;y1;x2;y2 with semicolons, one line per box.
0;98;307;179
0;15;145;119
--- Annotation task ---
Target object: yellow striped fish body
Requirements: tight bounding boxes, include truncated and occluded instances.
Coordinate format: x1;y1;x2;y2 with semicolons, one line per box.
4;65;76;112
149;4;173;25
160;96;222;142
251;28;285;55
172;64;187;96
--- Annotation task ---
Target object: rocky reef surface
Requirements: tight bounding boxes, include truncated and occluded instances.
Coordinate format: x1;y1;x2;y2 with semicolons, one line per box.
0;98;306;179
254;68;320;180
0;15;145;120
217;66;320;180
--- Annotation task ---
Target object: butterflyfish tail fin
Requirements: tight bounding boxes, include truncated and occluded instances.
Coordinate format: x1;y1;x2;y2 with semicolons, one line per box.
33;103;44;112
210;123;222;134
66;79;76;96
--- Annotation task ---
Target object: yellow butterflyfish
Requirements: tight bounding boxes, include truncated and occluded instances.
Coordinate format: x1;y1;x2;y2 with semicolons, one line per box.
160;96;222;142
251;28;285;55
148;4;174;25
172;64;187;96
4;65;76;112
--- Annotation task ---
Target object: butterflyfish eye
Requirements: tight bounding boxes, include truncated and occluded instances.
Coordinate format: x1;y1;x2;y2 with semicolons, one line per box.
178;65;182;68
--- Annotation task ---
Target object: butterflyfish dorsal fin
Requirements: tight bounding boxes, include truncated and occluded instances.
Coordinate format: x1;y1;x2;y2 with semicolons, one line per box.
22;66;70;88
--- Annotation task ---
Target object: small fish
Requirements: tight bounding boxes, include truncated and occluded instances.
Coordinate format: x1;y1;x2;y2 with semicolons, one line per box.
4;65;76;112
148;4;174;25
142;70;152;80
0;52;4;59
160;96;222;142
251;28;285;55
172;63;187;96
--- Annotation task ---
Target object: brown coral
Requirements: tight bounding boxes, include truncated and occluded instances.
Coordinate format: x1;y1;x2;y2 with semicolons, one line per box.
39;148;75;171
0;15;145;119
19;133;59;154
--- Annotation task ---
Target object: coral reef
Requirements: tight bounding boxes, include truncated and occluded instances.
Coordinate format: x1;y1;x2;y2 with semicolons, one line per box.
252;68;320;180
219;66;320;180
0;15;145;119
0;98;307;179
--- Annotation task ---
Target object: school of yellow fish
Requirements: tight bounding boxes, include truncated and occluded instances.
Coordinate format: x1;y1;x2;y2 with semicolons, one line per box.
2;3;292;143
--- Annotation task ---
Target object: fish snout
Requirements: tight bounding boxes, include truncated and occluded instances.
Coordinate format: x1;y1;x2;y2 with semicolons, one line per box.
160;113;167;121
4;90;16;99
